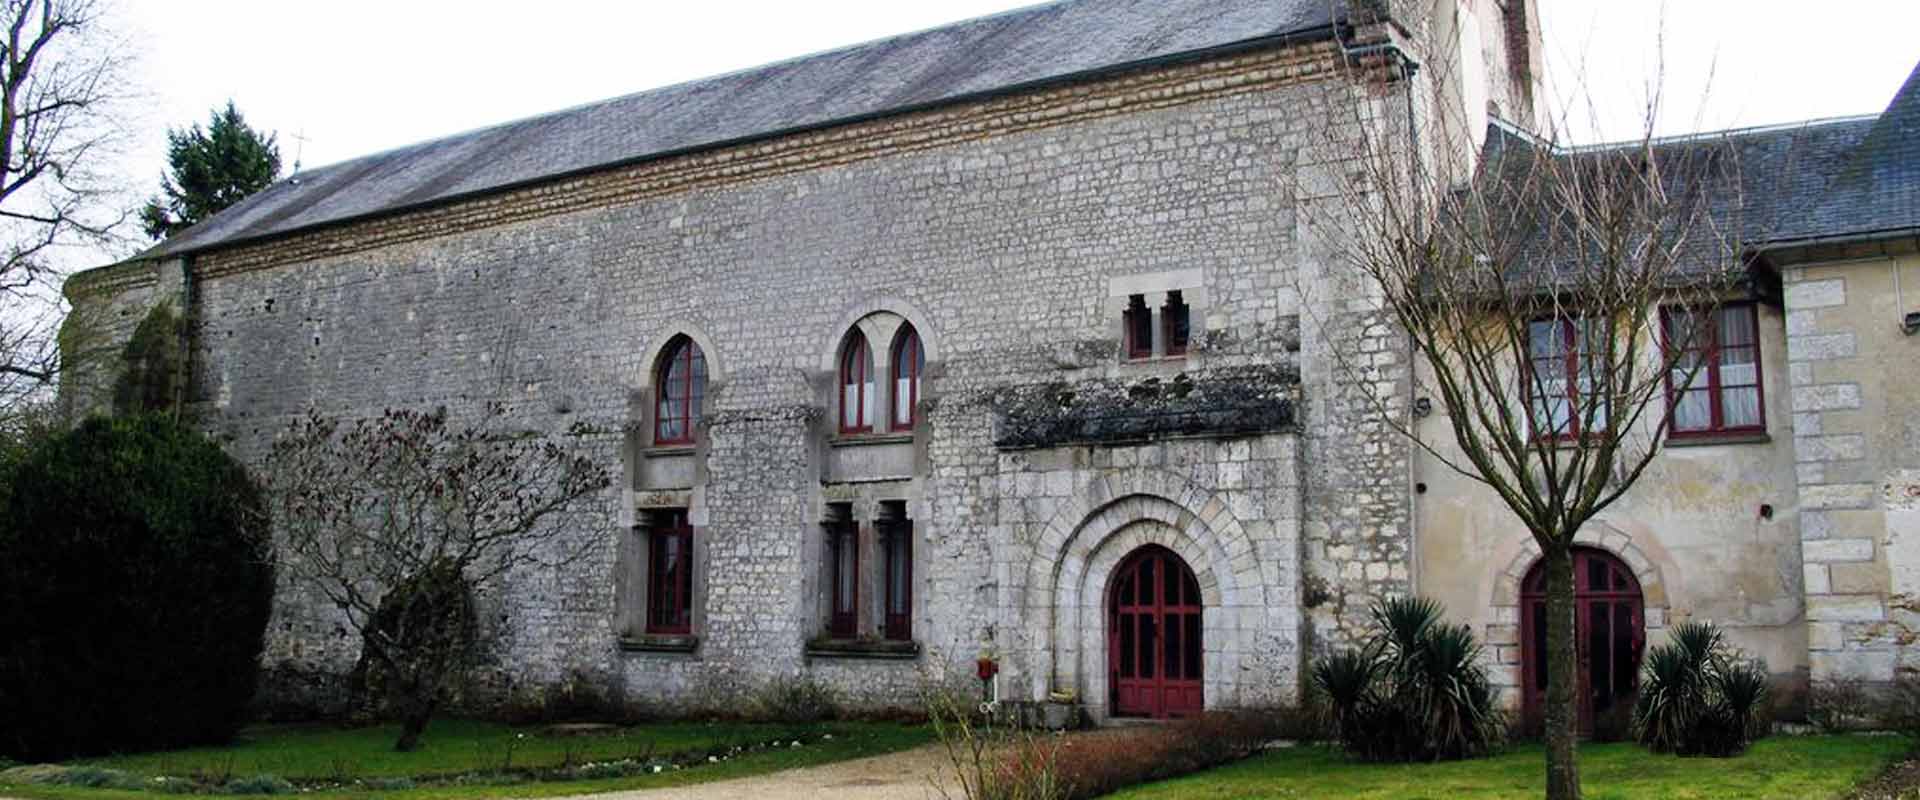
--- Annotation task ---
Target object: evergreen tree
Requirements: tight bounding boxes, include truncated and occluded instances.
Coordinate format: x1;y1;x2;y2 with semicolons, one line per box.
140;101;281;239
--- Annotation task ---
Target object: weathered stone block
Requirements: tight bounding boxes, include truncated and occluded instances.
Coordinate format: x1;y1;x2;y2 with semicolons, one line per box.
1805;594;1886;623
1793;384;1862;412
1784;279;1846;309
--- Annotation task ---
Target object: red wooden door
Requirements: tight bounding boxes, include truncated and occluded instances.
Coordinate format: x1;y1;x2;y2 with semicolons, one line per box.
1109;546;1204;719
1521;547;1645;738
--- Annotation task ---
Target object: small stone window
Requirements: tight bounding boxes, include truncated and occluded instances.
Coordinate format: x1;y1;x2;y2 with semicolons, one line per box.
654;336;706;445
646;508;694;634
839;332;874;433
890;325;924;431
825;504;859;638
1661;303;1764;437
1124;294;1153;360
879;501;913;641
1162;291;1190;357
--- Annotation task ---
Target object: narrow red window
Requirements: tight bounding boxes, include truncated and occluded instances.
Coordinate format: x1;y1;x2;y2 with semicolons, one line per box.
1124;294;1152;360
880;503;912;641
653;336;706;445
646;509;693;634
826;515;859;638
890;325;924;431
1162;291;1190;357
840;332;873;433
1662;303;1764;436
1525;316;1608;440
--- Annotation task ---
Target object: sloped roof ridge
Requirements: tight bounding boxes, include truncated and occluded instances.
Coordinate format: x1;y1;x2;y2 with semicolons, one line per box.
135;0;1342;262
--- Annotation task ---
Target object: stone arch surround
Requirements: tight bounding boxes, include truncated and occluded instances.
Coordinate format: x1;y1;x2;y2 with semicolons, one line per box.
1485;521;1673;700
636;322;728;389
1023;466;1293;721
814;297;942;373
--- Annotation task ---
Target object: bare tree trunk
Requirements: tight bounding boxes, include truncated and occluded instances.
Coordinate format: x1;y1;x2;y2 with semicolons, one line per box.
393;691;436;753
1543;544;1580;800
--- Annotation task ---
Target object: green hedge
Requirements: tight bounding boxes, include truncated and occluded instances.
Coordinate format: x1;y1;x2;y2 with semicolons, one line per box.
0;415;275;760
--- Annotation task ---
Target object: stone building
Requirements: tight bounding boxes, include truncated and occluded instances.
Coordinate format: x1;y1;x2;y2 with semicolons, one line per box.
59;0;1919;724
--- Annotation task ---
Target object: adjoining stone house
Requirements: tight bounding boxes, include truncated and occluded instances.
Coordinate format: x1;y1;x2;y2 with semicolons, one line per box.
57;0;1918;724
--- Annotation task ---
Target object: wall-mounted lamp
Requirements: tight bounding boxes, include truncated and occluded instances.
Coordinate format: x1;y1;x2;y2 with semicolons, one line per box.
1413;397;1433;418
1903;311;1919;336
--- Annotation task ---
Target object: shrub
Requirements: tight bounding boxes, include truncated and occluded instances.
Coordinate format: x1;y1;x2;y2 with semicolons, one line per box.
1809;676;1873;731
751;675;842;722
924;675;1293;800
0;415;276;761
1311;596;1505;762
1042;711;1280;799
1630;621;1771;756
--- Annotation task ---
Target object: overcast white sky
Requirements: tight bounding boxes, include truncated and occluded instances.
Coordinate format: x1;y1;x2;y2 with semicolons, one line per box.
99;0;1920;260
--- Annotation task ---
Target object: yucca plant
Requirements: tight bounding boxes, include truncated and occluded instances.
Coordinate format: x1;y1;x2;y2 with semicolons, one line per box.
1631;621;1771;756
1312;596;1504;762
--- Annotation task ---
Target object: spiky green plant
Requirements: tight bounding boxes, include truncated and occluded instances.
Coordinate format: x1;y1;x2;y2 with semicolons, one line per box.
1312;597;1504;762
1631;621;1771;756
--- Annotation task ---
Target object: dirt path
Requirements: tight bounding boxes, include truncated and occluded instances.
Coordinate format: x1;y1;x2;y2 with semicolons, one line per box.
534;743;957;800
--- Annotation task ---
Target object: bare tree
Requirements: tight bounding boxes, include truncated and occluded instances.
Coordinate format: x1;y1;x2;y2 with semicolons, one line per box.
1298;45;1750;799
263;404;613;751
0;0;135;419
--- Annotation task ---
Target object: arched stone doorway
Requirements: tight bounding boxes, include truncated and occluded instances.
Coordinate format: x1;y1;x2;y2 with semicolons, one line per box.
1108;545;1203;719
1520;547;1645;737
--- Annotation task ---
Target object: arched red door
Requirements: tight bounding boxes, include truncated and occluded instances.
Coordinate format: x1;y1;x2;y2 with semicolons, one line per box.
1520;547;1645;738
1108;545;1203;719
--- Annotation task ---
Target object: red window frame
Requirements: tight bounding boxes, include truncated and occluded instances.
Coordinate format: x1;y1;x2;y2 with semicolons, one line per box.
826;519;859;638
646;509;694;635
1124;294;1152;360
881;517;913;641
1162;291;1190;357
1523;316;1607;441
1659;303;1766;437
839;332;872;434
890;326;923;432
653;336;705;445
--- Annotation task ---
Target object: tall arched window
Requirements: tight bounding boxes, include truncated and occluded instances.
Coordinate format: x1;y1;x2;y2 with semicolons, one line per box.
890;325;924;431
654;335;706;445
839;331;873;433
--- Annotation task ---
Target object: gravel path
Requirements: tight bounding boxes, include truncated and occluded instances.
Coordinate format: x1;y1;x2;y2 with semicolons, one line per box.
532;743;957;800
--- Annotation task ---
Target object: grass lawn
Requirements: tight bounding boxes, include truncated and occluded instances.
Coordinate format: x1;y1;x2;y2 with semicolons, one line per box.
0;718;932;799
1108;734;1913;800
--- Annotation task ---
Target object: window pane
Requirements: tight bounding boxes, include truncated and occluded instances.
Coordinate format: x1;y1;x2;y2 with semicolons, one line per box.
1722;386;1762;428
1720;348;1758;388
887;532;909;615
1718;305;1755;349
1119;615;1135;677
841;385;861;429
835;531;856;613
894;376;914;425
841;335;870;430
1673;389;1711;430
1140;615;1157;679
1183;612;1202;679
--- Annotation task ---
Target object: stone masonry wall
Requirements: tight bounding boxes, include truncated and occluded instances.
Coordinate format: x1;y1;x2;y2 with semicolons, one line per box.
65;42;1413;716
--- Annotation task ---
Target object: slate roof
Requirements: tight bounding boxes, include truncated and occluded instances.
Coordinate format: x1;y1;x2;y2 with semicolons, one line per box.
142;0;1342;261
1771;61;1920;244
